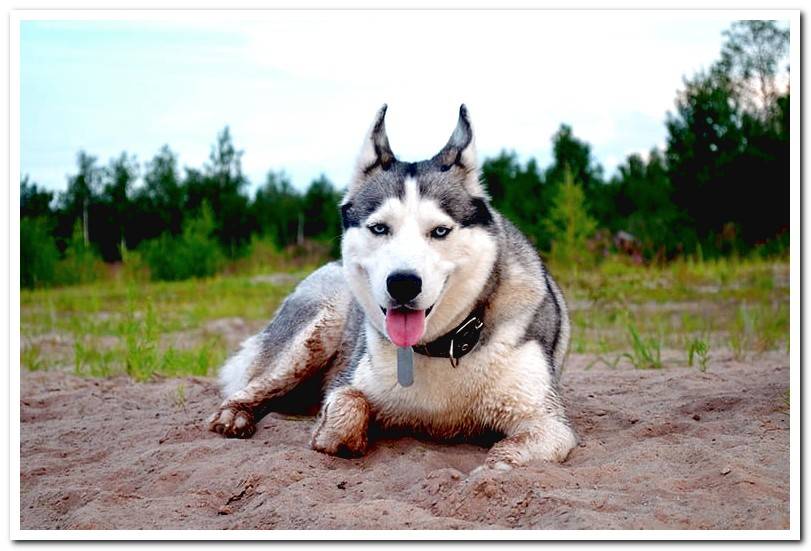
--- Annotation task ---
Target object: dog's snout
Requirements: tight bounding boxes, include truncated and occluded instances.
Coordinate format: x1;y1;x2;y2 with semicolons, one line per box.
386;271;422;304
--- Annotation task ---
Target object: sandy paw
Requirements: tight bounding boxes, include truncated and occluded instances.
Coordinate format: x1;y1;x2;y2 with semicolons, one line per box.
470;460;514;478
310;423;368;457
207;405;256;439
309;390;370;457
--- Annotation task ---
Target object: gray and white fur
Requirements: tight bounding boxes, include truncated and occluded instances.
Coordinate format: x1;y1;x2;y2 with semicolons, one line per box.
208;105;577;470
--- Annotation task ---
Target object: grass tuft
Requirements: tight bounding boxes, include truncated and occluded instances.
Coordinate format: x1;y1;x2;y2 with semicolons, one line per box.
687;337;711;372
621;323;663;370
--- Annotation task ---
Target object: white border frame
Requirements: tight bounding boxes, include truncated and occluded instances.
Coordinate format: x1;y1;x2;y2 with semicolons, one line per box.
8;7;801;542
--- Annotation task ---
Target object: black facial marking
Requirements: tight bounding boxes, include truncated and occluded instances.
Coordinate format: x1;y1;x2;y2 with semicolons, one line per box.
416;168;493;229
345;162;409;228
461;197;493;227
341;202;359;229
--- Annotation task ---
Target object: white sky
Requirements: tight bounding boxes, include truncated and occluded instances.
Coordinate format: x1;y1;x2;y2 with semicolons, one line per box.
20;11;750;194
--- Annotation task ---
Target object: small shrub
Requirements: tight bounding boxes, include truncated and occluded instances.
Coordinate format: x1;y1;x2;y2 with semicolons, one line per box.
55;222;104;286
226;236;290;275
119;243;150;283
20;218;59;288
141;203;224;281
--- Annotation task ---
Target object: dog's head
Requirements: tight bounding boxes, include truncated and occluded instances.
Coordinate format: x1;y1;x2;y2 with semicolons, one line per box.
340;105;499;348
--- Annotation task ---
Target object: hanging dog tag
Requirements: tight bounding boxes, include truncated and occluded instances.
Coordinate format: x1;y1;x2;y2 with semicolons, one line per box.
397;346;414;387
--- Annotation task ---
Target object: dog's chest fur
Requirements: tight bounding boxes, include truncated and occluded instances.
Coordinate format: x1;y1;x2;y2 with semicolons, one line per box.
349;321;554;439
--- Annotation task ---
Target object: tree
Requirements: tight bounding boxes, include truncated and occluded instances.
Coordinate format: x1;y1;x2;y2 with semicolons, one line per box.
137;145;184;240
20;175;54;219
610;149;686;259
21;217;59;288
665;67;746;255
60;151;102;247
718;20;790;119
665;20;790;256
481;150;521;207
205;126;245;190
481;152;551;249
302;175;342;253
544;125;610;227
185;127;253;256
252;170;302;248
545;125;603;192
97;152;139;261
545;168;598;267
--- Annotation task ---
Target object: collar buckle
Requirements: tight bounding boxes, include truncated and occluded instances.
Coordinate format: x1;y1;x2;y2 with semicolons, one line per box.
448;316;483;368
449;339;459;368
412;307;485;364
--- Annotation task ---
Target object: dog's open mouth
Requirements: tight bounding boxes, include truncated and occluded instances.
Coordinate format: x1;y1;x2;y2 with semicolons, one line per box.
380;305;433;347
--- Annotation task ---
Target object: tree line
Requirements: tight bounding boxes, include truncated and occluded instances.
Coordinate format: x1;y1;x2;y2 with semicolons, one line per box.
485;21;789;261
21;126;342;263
20;20;789;288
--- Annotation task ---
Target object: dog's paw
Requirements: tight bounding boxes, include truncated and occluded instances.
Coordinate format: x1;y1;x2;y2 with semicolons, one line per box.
309;389;370;457
470;460;514;478
310;422;368;457
207;405;256;439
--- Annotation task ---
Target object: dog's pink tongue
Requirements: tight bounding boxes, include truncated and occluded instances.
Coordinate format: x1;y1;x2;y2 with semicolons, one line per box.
385;309;426;348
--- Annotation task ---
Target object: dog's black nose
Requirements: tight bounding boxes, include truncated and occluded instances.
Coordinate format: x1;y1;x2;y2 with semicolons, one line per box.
387;271;422;304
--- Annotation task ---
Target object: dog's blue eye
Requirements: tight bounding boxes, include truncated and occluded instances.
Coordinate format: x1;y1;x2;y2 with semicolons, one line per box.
430;226;451;239
369;223;390;236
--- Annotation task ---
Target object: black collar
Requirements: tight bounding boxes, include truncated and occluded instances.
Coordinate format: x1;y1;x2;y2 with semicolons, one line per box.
412;305;485;367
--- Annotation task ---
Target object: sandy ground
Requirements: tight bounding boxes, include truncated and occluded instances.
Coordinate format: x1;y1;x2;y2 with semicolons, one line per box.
20;352;789;531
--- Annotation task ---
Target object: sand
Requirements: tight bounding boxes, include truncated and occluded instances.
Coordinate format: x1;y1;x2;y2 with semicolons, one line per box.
19;351;790;531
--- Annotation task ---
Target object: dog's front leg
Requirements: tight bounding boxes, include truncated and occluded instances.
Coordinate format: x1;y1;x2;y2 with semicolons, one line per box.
310;386;371;457
484;415;578;471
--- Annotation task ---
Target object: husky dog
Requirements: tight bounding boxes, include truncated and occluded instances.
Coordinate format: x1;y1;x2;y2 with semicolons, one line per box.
208;105;577;470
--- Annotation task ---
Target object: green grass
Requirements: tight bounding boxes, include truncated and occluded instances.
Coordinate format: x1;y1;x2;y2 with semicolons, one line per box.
171;383;188;411
21;343;48;372
687;336;711;372
20;256;789;380
21;274;302;338
21;272;300;380
558;256;788;356
621;323;663;369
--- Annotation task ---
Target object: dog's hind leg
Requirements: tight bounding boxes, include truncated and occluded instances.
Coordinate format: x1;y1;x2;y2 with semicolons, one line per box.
208;264;349;439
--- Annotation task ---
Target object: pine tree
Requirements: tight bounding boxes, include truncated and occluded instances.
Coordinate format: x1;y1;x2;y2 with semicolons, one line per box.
545;167;598;267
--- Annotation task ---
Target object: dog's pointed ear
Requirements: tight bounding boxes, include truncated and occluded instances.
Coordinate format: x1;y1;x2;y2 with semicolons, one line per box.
348;104;396;195
434;104;485;196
